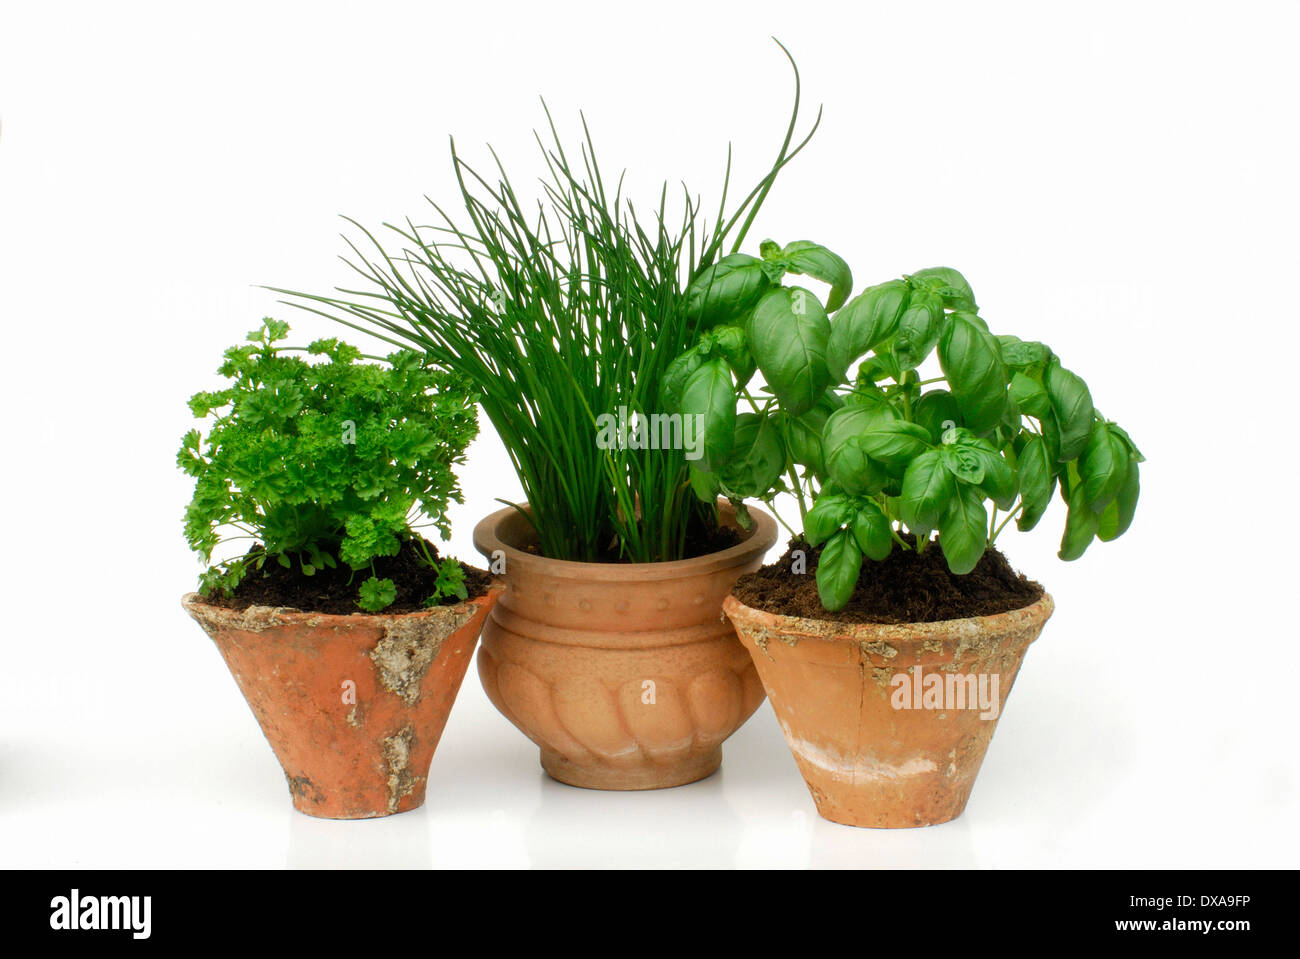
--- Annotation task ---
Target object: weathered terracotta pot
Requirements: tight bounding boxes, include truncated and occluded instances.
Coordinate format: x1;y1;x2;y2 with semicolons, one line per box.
183;587;502;819
723;592;1054;828
472;502;778;790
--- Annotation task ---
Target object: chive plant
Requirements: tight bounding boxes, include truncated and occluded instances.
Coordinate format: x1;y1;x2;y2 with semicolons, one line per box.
276;45;818;563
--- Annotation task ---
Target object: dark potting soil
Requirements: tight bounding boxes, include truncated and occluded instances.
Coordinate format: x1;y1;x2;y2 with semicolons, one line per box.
207;537;491;615
521;519;743;563
682;521;743;561
732;536;1044;624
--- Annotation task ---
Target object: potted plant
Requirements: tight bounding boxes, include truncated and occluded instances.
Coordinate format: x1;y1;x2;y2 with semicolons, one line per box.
269;49;822;789
661;247;1143;826
178;319;502;818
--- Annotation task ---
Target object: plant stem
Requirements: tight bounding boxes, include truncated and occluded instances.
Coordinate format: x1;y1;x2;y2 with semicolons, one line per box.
766;500;800;540
990;502;1024;545
786;466;809;521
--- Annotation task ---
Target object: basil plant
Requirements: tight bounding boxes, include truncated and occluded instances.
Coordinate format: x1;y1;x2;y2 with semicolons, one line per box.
661;241;1143;612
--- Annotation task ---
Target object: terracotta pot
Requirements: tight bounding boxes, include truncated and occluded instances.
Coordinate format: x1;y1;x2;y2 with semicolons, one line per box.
472;502;778;790
723;592;1054;828
183;587;502;819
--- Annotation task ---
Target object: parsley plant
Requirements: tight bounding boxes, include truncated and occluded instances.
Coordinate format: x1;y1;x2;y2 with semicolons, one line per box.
178;319;478;612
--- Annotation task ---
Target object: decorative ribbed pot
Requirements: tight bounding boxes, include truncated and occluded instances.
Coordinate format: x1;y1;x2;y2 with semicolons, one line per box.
723;592;1054;827
183;587;502;819
472;502;778;790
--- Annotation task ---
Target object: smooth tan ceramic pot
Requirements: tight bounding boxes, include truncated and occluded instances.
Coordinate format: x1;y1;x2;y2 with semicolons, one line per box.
184;588;502;819
723;591;1054;828
473;502;778;790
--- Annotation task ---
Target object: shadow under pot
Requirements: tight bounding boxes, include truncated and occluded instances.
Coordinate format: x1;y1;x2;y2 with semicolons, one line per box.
723;592;1054;828
472;501;778;790
183;587;502;819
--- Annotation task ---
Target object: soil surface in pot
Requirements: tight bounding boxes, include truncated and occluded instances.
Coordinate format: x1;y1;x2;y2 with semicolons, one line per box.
206;537;491;614
733;536;1043;624
519;519;742;563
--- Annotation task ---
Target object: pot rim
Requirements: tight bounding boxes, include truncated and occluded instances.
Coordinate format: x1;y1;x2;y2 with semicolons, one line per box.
472;500;778;582
722;590;1054;644
181;584;503;629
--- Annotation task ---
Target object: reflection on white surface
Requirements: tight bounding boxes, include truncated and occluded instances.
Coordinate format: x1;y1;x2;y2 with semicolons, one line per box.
287;806;433;869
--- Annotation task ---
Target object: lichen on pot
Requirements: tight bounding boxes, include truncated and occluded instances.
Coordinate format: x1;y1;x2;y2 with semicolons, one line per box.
472;501;778;791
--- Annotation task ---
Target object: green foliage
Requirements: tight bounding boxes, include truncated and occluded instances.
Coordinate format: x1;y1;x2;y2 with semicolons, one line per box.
427;557;469;605
358;577;397;613
664;250;1144;612
179;319;478;612
271;43;821;564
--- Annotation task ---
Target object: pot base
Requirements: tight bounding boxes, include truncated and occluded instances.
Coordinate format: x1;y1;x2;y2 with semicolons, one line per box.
804;778;974;829
540;748;722;791
286;778;428;820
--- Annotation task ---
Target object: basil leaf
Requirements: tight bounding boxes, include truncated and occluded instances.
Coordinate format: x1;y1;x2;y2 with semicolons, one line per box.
750;286;832;417
940;442;986;486
783;392;841;478
781;241;853;312
661;349;704;412
908;266;977;311
718;413;786;498
938;312;1008;433
1015;434;1056;532
1044;359;1095;462
815;529;863;612
1009;371;1051;420
823;404;896;495
997;335;1051;372
804;492;853;547
688;465;720;505
822;396;897;439
711;324;756;388
826;279;909;381
1079;421;1128;511
939;483;988;575
893;289;945;370
1059;483;1099;560
854;354;892;384
900;449;957;537
852;500;894;561
826;436;888;496
1038;411;1063;466
846;379;891;407
856;419;932;472
1098;454;1140;541
1058;458;1082;506
913;389;962;444
1107;422;1146;462
971;443;1017;511
680;357;736;472
685;254;771;328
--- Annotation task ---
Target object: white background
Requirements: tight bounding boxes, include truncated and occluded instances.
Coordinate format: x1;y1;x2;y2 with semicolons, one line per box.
1;0;1296;868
